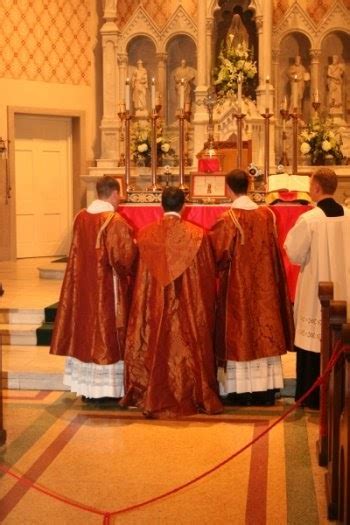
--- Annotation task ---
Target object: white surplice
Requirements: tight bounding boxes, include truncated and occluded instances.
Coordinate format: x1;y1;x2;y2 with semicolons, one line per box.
218;196;284;395
284;205;350;353
63;199;125;398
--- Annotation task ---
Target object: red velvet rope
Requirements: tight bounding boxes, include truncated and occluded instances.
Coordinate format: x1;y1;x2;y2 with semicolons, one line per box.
1;342;348;524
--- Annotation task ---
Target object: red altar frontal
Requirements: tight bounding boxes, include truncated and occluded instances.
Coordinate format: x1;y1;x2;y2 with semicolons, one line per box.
118;203;313;302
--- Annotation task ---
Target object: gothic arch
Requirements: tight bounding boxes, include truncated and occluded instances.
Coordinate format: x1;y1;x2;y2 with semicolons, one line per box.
119;6;160;54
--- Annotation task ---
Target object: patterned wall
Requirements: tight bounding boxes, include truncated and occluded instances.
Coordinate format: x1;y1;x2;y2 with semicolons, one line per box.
0;0;91;85
273;0;350;24
117;0;197;30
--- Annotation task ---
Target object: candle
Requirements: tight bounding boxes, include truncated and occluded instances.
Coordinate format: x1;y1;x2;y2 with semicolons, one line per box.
314;89;319;103
265;76;270;112
179;78;185;110
293;74;298;110
283;96;287;111
125;78;130;111
151;77;155;110
237;74;242;113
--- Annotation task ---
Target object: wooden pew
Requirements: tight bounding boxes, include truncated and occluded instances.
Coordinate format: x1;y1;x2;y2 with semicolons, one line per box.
326;301;347;520
338;323;350;524
318;281;334;466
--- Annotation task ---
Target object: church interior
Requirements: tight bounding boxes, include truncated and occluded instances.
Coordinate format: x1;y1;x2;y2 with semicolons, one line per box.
1;0;350;522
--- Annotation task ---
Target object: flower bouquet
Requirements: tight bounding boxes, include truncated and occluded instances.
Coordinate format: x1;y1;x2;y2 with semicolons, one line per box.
131;125;151;166
213;41;257;100
131;124;176;166
299;118;344;165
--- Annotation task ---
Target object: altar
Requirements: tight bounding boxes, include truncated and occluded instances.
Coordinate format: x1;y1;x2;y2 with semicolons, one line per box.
118;203;312;302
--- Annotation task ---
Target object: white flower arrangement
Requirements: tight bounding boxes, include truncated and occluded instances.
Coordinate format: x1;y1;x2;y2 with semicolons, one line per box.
214;41;257;99
131;124;175;166
299;118;344;165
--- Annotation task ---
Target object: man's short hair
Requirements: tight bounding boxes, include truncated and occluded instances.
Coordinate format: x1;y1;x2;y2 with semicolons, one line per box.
96;176;120;198
161;187;185;212
226;169;250;195
312;168;338;195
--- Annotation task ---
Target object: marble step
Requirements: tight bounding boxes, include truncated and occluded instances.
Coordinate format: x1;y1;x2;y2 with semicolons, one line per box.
37;263;66;280
0;323;40;346
2;371;68;391
0;308;44;325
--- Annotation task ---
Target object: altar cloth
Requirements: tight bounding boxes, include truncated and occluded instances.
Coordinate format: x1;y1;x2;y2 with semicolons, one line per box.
118;203;312;301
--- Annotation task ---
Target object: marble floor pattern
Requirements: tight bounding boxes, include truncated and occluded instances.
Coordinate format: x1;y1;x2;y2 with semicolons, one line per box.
0;257;330;523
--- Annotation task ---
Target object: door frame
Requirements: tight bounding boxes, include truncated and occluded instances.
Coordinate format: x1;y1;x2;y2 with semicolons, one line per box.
7;106;86;260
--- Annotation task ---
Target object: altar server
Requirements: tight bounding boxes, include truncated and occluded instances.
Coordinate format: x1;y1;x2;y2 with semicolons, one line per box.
210;169;294;406
284;168;350;409
50;176;136;402
121;187;223;418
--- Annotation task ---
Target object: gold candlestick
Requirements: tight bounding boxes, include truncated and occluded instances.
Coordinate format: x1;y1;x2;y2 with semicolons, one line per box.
233;113;246;168
261;108;273;184
118;108;133;192
279;108;290;166
289;107;299;175
177;107;191;190
148;106;162;192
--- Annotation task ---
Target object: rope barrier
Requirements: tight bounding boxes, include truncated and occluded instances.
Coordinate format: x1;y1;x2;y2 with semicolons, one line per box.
0;341;347;524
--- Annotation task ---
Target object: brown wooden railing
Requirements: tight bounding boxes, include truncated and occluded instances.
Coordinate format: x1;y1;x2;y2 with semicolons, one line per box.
0;282;6;446
318;284;349;522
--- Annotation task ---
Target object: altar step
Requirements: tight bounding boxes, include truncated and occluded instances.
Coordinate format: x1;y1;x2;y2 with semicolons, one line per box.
0;303;58;346
37;262;66;280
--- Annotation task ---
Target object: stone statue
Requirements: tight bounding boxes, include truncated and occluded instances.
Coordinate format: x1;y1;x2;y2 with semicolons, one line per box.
287;55;310;112
225;13;249;49
131;59;148;112
327;54;345;112
173;59;196;108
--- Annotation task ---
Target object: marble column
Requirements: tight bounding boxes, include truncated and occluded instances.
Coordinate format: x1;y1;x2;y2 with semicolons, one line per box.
196;1;207;90
206;17;214;86
272;49;280;113
193;1;209;162
100;2;119;162
310;49;321;109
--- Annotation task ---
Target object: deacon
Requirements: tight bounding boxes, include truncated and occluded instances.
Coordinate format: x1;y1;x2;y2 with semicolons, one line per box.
121;187;223;418
210;169;294;406
50;176;136;402
284;168;350;409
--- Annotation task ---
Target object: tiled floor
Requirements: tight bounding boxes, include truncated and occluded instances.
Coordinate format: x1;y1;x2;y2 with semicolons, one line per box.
0;257;296;384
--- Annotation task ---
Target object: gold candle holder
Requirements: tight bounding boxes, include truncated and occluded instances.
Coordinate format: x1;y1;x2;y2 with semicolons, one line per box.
289;108;299;175
118;108;134;192
177;107;191;190
261;109;273;185
233;112;246;168
279;108;290;166
148;106;162;192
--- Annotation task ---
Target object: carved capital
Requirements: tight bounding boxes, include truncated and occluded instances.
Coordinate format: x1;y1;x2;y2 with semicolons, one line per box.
118;53;128;67
206;17;214;32
271;49;280;62
309;49;322;62
156;53;168;64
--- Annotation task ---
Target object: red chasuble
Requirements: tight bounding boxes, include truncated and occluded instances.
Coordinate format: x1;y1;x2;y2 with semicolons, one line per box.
122;216;223;418
209;207;294;365
50;210;136;364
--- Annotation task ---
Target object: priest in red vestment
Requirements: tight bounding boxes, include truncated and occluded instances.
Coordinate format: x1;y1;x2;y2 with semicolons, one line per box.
50;176;136;401
209;169;294;406
121;187;223;418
